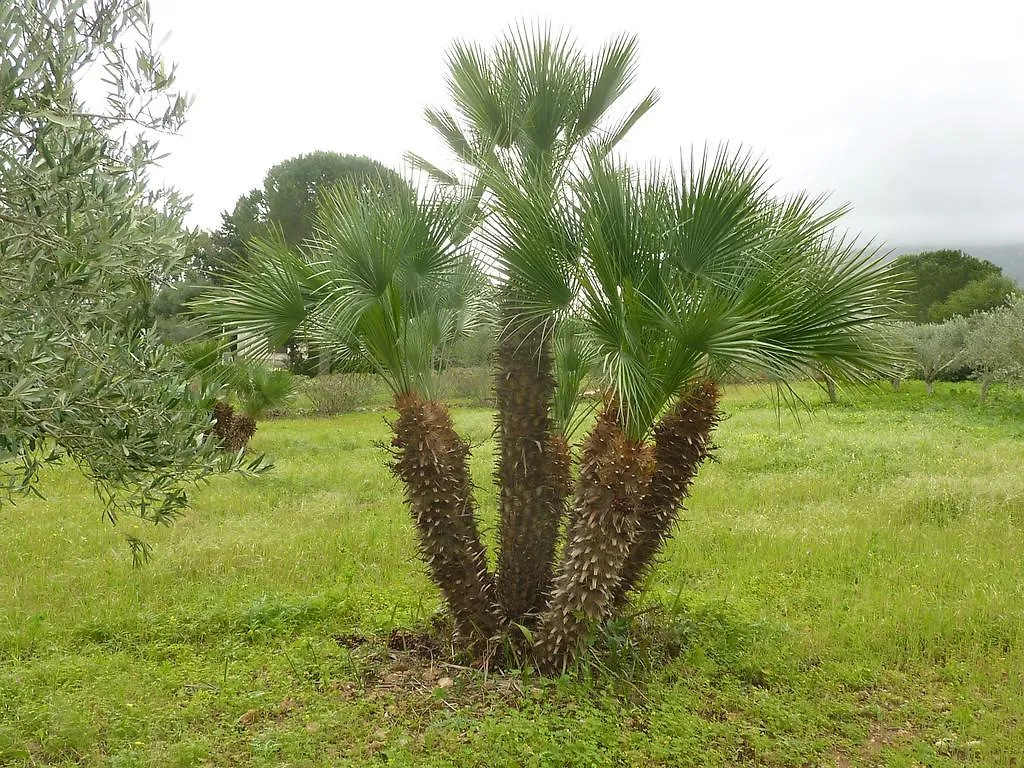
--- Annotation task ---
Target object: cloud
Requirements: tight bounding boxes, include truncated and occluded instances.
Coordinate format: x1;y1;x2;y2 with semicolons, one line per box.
148;0;1024;247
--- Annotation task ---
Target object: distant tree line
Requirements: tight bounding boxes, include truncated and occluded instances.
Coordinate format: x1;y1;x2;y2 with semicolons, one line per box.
150;151;419;372
895;249;1019;323
892;249;1021;397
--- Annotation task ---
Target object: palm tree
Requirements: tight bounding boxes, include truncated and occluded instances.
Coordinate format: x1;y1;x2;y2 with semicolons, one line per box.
407;26;662;626
517;151;900;670
203;183;503;647
200;26;902;671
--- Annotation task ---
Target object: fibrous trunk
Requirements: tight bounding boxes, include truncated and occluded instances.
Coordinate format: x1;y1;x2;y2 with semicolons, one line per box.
494;314;564;624
533;407;652;673
210;401;234;446
390;393;501;648
211;400;257;452
548;432;574;502
613;381;721;606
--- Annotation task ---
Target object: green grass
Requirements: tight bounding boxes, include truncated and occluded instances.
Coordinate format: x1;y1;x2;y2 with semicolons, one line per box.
3;381;1024;766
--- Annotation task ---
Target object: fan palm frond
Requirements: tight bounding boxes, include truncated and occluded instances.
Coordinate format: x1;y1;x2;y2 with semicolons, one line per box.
194;229;317;358
428;23;656;314
572;33;641;140
566;151;904;439
552;318;599;439
405;152;460;186
199;182;487;400
308;182;487;397
589;88;660;158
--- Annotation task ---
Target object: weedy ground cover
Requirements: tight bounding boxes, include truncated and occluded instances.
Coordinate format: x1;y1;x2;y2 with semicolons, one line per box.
2;382;1022;766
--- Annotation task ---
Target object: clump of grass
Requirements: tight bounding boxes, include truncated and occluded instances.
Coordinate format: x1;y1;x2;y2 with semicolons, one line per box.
899;482;971;526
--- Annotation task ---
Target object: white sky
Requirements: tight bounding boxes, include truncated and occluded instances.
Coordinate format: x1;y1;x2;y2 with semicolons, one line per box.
149;0;1024;247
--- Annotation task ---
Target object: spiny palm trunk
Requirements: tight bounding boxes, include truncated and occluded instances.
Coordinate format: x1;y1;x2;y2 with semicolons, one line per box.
533;407;652;673
494;315;564;624
390;393;501;648
613;381;721;606
211;400;257;452
548;432;574;501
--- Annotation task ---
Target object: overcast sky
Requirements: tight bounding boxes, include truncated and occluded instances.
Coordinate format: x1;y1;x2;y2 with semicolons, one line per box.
148;0;1024;248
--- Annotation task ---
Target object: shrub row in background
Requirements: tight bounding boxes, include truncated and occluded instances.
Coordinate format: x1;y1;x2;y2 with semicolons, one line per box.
299;373;387;416
287;367;496;417
436;366;494;407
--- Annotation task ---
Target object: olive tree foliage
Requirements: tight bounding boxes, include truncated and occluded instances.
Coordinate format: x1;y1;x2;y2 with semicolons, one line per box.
894;318;970;394
963;297;1024;401
0;0;265;558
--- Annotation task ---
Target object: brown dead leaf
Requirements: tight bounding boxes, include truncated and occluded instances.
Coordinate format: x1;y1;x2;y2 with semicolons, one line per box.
237;708;259;727
277;697;298;713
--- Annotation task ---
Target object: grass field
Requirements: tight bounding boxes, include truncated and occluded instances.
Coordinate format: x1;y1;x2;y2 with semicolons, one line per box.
2;381;1023;766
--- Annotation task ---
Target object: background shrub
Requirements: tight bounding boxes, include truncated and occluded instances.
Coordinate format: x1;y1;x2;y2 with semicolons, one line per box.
301;373;385;415
436;366;494;407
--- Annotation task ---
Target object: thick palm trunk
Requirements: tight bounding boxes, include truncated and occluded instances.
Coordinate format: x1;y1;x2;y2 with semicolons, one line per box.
211;400;257;452
494;316;564;624
613;382;721;606
390;393;500;648
533;407;652;673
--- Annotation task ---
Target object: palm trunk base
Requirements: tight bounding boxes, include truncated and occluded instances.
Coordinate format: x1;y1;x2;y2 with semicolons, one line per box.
210;400;257;452
613;381;721;606
389;380;720;670
534;410;651;673
390;393;501;648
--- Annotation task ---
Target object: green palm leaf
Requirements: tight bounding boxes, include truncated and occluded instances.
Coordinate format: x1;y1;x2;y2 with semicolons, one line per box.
200;182;488;400
552;318;599;438
308;183;488;396
194;230;316;356
404;152;460;186
563;151;903;439
572;33;641;140
422;22;656;329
